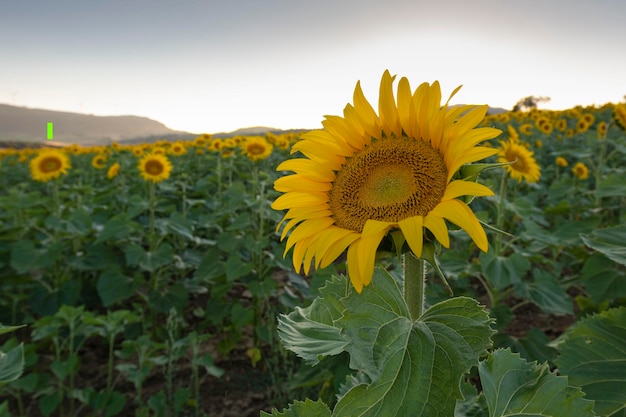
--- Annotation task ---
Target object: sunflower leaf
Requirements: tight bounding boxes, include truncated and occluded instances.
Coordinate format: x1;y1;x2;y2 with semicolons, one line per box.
260;398;331;417
277;275;350;366
580;225;626;267
478;349;596;417
333;270;494;417
552;307;626;417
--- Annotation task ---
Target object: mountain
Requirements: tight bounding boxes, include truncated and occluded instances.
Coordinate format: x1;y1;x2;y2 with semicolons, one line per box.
0;104;191;146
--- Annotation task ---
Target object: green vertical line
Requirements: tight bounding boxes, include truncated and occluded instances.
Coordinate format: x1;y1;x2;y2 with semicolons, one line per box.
47;122;54;140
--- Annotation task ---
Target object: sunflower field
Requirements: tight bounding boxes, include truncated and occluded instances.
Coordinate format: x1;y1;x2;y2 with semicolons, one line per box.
1;80;626;417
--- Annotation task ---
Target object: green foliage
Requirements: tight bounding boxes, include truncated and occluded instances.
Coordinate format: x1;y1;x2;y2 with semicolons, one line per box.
580;225;626;267
478;349;596;417
260;398;331;417
278;270;494;416
553;307;626;417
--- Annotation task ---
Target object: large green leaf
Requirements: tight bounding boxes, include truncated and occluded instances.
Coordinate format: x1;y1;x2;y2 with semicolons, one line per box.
277;275;350;365
553;307;626;417
580;253;626;304
580;225;626;267
514;269;573;316
260;398;331;417
479;251;530;290
97;269;134;307
478;349;596;417
279;269;494;417
595;173;626;198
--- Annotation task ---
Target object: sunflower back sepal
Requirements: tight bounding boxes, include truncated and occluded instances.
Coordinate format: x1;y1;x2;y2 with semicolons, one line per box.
459;161;511;183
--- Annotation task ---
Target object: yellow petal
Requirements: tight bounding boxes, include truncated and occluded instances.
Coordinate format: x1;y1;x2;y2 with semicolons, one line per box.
357;220;393;286
323;115;364;151
397;77;413;136
423;214;450;248
284;217;334;255
274;175;331;193
446;147;499;183
271;191;327;210
378;70;401;138
398;216;424;258
278;208;331;239
318;230;360;269
430;199;489;252
276;159;335;182
441;180;494;201
353;80;381;140
347;243;364;293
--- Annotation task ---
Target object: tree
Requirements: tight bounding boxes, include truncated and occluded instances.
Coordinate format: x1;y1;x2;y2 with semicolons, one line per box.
512;95;551;112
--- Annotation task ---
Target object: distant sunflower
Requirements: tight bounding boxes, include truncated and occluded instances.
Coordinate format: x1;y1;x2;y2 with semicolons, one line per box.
572;162;589;180
555;118;567;132
597;121;608;139
272;71;500;292
555;156;568;167
497;139;541;183
138;153;172;183
576;118;590;133
169;141;187;156
132;146;144;157
242;136;273;161
91;153;107;169
519;123;533;135
614;103;626;131
208;139;224;151
107;162;120;180
30;149;71;182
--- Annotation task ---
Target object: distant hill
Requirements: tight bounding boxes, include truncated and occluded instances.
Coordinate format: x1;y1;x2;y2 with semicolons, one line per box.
0;104;191;146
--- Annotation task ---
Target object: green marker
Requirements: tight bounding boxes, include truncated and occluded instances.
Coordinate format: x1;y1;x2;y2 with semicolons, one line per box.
47;122;54;140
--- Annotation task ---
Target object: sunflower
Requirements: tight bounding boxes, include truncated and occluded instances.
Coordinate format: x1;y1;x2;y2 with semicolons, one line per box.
497;138;541;183
107;162;120;180
572;162;589;180
242;136;273;161
555;156;568;167
169;141;187;156
271;71;500;292
138;153;172;183
576;118;590;133
91;153;108;169
597;121;608;139
207;139;224;151
30;149;71;182
614;103;626;131
519;123;533;135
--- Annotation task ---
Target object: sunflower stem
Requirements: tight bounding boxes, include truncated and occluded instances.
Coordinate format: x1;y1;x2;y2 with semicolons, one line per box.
494;171;508;256
404;252;425;320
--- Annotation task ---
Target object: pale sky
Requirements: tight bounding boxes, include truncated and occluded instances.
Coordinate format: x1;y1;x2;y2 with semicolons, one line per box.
1;0;625;134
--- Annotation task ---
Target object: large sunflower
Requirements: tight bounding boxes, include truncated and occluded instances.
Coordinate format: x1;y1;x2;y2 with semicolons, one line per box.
138;153;172;183
497;139;541;183
30;149;71;182
271;71;501;292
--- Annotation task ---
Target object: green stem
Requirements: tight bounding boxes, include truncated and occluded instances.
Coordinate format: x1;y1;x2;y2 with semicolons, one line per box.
404;252;425;320
149;181;156;251
107;334;115;393
594;140;606;207
494;171;508;256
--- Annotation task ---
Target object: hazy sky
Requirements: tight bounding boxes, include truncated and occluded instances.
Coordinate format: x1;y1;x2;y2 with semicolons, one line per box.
1;0;625;133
